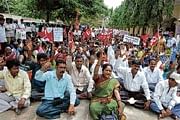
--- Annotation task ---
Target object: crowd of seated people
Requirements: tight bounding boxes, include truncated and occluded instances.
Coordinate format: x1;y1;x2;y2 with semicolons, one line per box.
0;14;180;120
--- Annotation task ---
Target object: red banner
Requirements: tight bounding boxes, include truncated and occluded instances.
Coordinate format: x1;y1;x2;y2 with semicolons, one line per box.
37;27;53;42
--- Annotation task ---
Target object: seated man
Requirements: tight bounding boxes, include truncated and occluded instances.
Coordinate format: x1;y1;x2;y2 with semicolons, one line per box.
68;55;94;99
176;64;180;96
115;60;151;109
36;60;80;119
150;72;180;119
0;51;6;86
31;53;52;101
143;58;164;92
32;53;51;91
0;60;31;114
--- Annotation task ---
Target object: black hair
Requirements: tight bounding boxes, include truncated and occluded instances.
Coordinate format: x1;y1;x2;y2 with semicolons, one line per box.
0;50;4;56
37;53;48;61
170;61;173;65
102;63;113;71
6;59;20;69
75;54;84;60
96;49;106;58
56;60;66;66
149;57;156;63
0;14;4;18
132;59;141;66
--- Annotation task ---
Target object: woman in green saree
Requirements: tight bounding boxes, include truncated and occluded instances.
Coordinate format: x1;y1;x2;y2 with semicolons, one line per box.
89;51;125;120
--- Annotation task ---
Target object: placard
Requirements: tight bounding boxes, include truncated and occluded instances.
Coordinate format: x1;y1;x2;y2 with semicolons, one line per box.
123;35;140;45
53;27;63;42
16;29;26;40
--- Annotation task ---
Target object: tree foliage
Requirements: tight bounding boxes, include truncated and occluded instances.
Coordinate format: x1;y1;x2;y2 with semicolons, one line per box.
0;0;108;25
0;0;108;23
109;0;175;29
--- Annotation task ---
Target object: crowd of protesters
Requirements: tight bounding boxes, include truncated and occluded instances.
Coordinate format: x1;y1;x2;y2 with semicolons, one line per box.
0;13;180;120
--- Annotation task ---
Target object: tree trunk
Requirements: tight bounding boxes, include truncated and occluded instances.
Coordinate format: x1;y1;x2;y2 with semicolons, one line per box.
132;26;135;36
142;26;146;35
137;26;140;35
46;10;50;23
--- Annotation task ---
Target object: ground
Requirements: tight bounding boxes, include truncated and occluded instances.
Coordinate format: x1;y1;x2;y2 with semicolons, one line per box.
0;100;176;120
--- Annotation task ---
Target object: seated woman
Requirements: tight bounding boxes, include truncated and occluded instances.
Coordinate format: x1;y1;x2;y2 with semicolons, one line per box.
89;51;125;120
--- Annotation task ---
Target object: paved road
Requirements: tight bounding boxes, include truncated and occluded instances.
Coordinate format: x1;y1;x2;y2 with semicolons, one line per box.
0;100;175;120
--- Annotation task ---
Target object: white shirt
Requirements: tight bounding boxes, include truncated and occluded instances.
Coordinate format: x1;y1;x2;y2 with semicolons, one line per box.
5;23;15;37
69;62;94;92
143;67;163;84
91;32;95;38
18;23;25;29
107;45;115;66
0;25;7;43
167;37;176;48
153;80;177;110
115;67;151;100
114;57;129;79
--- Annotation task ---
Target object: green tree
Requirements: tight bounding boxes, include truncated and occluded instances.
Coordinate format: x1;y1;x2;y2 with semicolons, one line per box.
1;0;108;26
109;0;175;33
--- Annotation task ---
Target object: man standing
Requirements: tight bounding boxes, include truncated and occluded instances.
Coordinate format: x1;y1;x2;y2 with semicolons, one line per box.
36;60;80;119
150;72;180;119
0;59;31;114
0;14;7;50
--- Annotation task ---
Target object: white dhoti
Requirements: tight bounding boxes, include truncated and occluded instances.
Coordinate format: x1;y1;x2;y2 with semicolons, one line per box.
0;93;30;113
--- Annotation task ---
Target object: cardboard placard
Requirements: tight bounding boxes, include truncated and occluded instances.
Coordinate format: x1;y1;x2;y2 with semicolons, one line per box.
123;35;140;45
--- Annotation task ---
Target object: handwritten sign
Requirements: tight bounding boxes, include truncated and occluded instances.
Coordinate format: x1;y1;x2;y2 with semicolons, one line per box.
16;29;26;40
53;27;63;42
123;35;140;45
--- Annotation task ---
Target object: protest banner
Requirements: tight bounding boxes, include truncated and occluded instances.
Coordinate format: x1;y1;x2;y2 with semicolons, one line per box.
53;27;63;42
16;29;26;40
123;35;140;45
37;27;53;42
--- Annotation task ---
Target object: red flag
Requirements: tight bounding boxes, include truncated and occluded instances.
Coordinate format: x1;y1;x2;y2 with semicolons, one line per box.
82;28;91;41
37;27;53;42
140;34;149;47
140;34;149;42
150;32;159;46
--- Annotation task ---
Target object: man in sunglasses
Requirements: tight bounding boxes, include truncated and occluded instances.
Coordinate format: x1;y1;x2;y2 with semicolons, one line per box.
150;72;180;119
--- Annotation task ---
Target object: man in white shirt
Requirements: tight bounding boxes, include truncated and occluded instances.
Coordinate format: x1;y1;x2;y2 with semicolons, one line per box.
0;14;7;45
167;32;177;48
143;58;164;92
68;55;94;99
150;72;180;119
114;48;129;80
5;18;15;44
115;60;151;109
